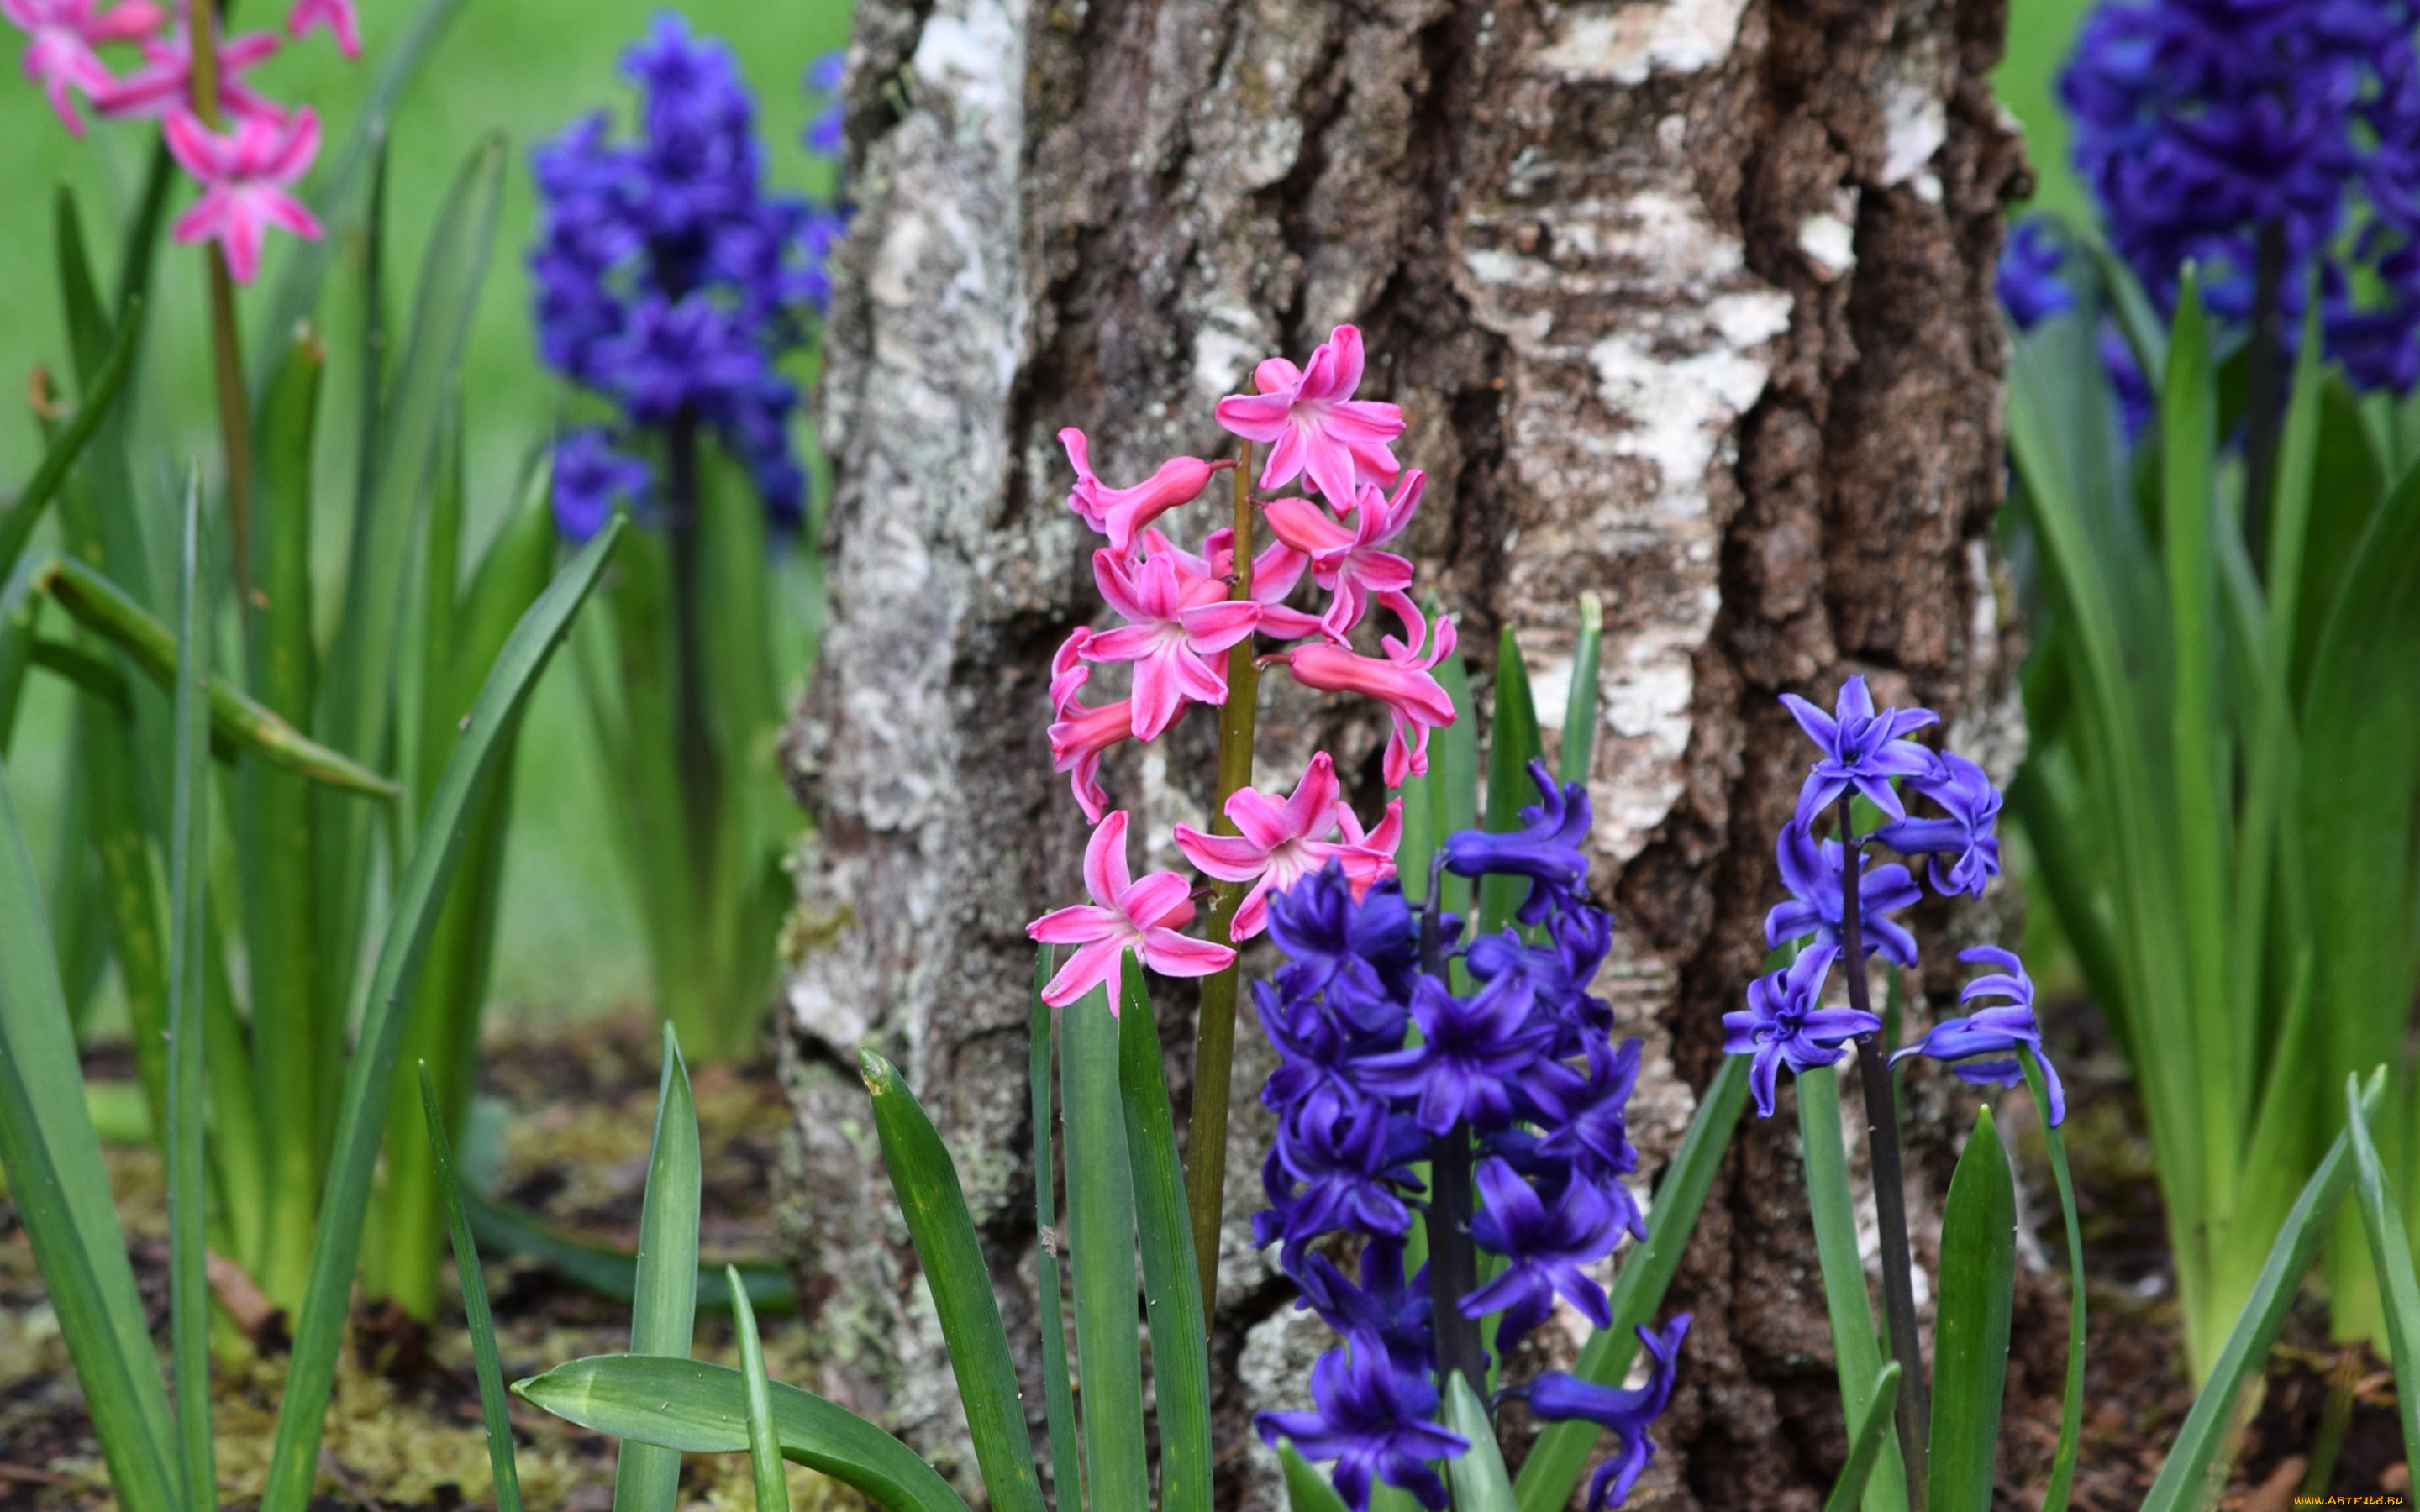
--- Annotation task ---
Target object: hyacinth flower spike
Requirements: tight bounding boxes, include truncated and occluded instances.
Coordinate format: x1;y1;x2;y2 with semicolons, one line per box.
1084;545;1262;740
1722;945;1876;1119
1526;1315;1692;1512
1173;753;1399;939
1026;809;1234;1008
284;0;355;58
1058;427;1236;555
1260;469;1423;642
6;0;162;133
1356;974;1549;1135
1461;1156;1627;1354
1278;596;1457;786
1255;1332;1468;1512
1216;323;1407;506
1142;523;1323;639
163;105;324;283
1765;822;1920;966
1875;748;2004;898
94;21;281;120
551;428;651;543
1893;945;2066;1124
1778;673;1938;827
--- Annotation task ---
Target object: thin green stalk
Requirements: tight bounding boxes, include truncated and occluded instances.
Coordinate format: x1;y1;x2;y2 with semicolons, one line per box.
1185;439;1258;1311
1063;984;1148;1511
166;480;215;1512
1028;951;1082;1508
729;1265;791;1512
422;1065;523;1512
188;0;252;597
2023;1052;2086;1512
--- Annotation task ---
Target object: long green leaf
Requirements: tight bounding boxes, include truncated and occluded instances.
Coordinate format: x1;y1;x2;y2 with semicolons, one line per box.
615;1024;702;1512
729;1265;791;1512
1431;647;1480;925
423;1065;523;1512
1515;1054;1751;1512
164;479;214;1512
259;520;626;1512
2023;1053;2086;1512
0;302;138;583
1478;623;1544;936
1281;1445;1353;1512
1556;591;1603;786
35;555;397;797
860;1050;1044;1512
515;1356;973;1512
1824;1363;1904;1512
2343;1072;2420;1481
1028;950;1082;1509
1062;984;1149;1511
458;1184;793;1313
2139;1068;2386;1512
1442;1373;1516;1512
1799;1065;1910;1512
1118;962;1213;1512
1927;1107;2015;1512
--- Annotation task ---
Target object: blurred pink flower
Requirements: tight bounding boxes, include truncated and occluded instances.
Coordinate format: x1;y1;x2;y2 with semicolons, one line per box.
6;0;160;134
1028;810;1235;1009
164;104;323;282
95;21;281;120
1084;544;1261;741
1058;428;1234;557
1174;753;1399;939
1214;324;1405;507
285;0;355;59
1261;468;1423;643
1277;598;1457;787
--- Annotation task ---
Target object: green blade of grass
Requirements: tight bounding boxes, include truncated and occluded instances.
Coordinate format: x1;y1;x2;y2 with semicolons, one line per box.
1556;591;1603;786
1824;1364;1904;1512
614;1024;702;1512
859;1049;1044;1512
2342;1072;2420;1481
729;1265;791;1512
1798;1064;1911;1512
258;520;625;1512
0;300;138;583
1062;983;1149;1511
1442;1372;1517;1512
514;1356;973;1512
422;1065;523;1512
1118;961;1213;1512
1927;1107;2015;1512
1431;644;1480;926
163;478;214;1512
457;1184;793;1314
1477;624;1543;937
1028;949;1082;1509
1281;1445;1352;1512
2022;1053;2086;1512
1515;1053;1754;1512
2139;1068;2386;1512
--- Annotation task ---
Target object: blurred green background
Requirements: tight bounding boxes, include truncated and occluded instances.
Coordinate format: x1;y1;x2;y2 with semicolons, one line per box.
0;0;2086;1022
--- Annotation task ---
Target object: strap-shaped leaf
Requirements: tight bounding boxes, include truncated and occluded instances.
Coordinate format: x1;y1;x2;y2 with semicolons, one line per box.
515;1356;972;1512
1028;951;1082;1507
1797;1065;1910;1512
459;1184;792;1313
1281;1445;1352;1512
1441;1373;1516;1512
728;1265;790;1512
258;520;625;1512
616;1025;702;1512
1063;984;1150;1509
2342;1072;2420;1481
860;1050;1044;1512
1477;622;1543;935
0;299;138;583
1824;1363;1904;1512
163;480;215;1512
423;1065;523;1512
1119;963;1213;1512
1556;591;1603;786
2023;1053;2086;1512
1928;1107;2015;1512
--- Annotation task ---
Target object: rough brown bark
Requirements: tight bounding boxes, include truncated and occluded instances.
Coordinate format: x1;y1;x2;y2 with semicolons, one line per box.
778;0;2029;1507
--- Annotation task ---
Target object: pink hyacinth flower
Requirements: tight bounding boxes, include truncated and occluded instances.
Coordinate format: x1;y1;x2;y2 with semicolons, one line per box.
1058;428;1234;557
1334;796;1404;899
95;21;281;120
285;0;355;58
1049;627;1174;822
164;105;324;283
1278;597;1458;787
1084;545;1261;741
6;0;162;134
1139;524;1323;640
1174;753;1402;939
1214;324;1405;507
1028;810;1236;1009
1261;468;1423;643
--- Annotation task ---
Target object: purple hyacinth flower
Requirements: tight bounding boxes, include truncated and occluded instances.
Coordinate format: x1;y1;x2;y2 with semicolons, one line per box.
1356;975;1553;1136
1778;675;1939;828
803;50;846;155
1293;1240;1434;1375
1876;749;2004;899
1255;1332;1469;1512
1891;946;2066;1125
1440;759;1591;923
1531;1037;1648;1237
1723;946;1880;1119
2000;217;2076;331
1463;1158;1630;1355
1264;1090;1426;1261
1263;866;1419;1035
552;429;650;543
1764;823;1921;967
1528;1314;1692;1511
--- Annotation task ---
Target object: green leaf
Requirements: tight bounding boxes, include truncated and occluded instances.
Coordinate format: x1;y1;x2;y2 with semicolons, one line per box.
1927;1107;2016;1512
514;1356;973;1512
1441;1372;1517;1512
2342;1072;2420;1482
1118;963;1213;1512
2139;1068;2386;1512
1824;1363;1904;1512
859;1050;1044;1512
1556;591;1603;786
0;299;138;584
458;1184;793;1314
2023;1053;2086;1512
1028;950;1081;1509
259;520;625;1512
1280;1446;1352;1512
1478;623;1544;937
728;1265;791;1512
34;555;399;798
1430;644;1480;926
423;1065;523;1512
1797;1065;1910;1512
1516;1055;1753;1512
1062;984;1149;1512
616;1024;702;1512
163;479;214;1512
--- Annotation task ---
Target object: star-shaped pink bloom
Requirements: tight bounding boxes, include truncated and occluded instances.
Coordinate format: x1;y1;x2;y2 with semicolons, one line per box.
94;22;281;121
1261;468;1423;643
164;105;324;283
1174;753;1402;939
5;0;161;134
1139;524;1323;640
1277;598;1458;787
1084;544;1262;741
285;0;356;59
1028;810;1236;1009
1050;627;1176;822
1213;324;1405;507
1057;428;1235;557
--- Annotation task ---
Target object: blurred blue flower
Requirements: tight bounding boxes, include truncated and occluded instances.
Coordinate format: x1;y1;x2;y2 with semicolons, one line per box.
1893;946;2067;1124
552;428;650;543
1722;946;1879;1119
803;50;845;156
2000;217;2078;330
1527;1315;1692;1512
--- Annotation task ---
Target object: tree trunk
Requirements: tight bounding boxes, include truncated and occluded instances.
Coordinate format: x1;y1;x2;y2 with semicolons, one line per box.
777;0;2028;1507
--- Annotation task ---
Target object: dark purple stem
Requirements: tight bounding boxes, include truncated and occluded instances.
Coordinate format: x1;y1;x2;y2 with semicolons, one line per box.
1420;890;1486;1402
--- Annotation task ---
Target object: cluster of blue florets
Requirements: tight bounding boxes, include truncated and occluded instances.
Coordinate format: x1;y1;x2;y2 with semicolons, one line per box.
2050;0;2420;392
1249;761;1686;1512
529;14;847;539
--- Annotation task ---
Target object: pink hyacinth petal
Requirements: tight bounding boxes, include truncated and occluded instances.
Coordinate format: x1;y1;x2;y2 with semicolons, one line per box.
1028;904;1120;944
1172;825;1272;883
1139;927;1234;979
1126;653;1188;741
1262;495;1354;555
257;192;321;239
286;0;358;59
1222;789;1295;853
1117;870;1197;932
1228;883;1280;942
1082;622;1166;663
1253;357;1302;394
1212;390;1291;442
1279;752;1340;837
90;0;163;42
1167;646;1230;707
216;197;266;281
1082;811;1134;906
1257;421;1308;495
1039;936;1128;1009
1175;597;1261;651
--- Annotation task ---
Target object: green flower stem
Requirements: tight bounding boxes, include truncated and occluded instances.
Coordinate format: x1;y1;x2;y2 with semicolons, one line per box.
1183;440;1259;1312
190;0;254;598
